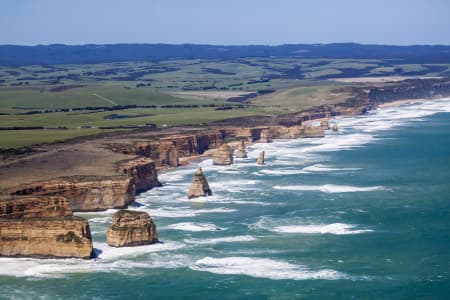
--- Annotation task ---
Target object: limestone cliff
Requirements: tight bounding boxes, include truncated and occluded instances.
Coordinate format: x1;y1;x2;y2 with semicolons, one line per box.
106;210;158;247
188;168;212;198
0;196;93;259
0;196;72;219
120;158;161;193
212;145;234;165
9;176;135;212
259;129;272;143
235;140;248;158
320;120;330;130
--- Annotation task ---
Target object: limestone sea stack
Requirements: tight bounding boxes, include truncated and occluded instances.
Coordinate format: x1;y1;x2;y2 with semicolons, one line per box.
332;124;338;131
235;140;248;158
256;151;265;165
106;210;158;247
212;144;234;165
320;120;330;130
0;196;93;259
188;168;212;199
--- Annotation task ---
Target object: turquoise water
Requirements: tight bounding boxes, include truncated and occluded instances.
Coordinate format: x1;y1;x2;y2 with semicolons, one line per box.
1;99;450;299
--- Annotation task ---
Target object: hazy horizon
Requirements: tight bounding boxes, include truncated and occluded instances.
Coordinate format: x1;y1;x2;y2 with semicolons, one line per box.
1;0;449;46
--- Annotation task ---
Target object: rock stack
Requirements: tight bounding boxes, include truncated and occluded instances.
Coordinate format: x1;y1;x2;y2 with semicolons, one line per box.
332;124;338;131
106;210;158;247
256;151;265;165
212;144;234;165
188;168;212;199
259;129;272;143
0;196;93;259
235;140;248;158
320;120;330;130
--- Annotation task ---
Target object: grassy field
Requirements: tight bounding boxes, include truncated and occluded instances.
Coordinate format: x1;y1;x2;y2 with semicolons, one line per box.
0;57;448;148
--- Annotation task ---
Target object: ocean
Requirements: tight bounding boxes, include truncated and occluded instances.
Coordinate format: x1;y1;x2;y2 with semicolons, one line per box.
1;98;450;299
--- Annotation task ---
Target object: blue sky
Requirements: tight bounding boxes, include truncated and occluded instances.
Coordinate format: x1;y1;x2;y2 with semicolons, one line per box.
1;0;449;45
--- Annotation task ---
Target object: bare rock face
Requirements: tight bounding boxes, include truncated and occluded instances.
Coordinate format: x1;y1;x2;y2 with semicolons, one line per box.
212;145;234;165
320;120;330;130
259;129;272;143
0;196;93;259
0;196;72;219
121;158;161;193
188;168;212;199
257;151;265;165
9;176;135;212
106;210;158;247
332;124;338;131
235;140;248;158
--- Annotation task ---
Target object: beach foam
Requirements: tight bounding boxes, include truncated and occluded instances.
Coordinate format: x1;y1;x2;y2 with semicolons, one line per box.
191;256;347;280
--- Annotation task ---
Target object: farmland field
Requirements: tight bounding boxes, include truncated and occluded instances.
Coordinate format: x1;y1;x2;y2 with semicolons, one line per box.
1;56;448;148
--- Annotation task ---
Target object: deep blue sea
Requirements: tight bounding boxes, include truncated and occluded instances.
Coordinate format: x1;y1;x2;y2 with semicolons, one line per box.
1;98;450;299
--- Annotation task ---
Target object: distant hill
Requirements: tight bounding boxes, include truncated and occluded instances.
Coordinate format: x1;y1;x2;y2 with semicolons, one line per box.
1;43;450;65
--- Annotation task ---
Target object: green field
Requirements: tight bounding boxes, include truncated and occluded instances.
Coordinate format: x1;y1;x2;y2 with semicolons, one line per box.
1;57;448;148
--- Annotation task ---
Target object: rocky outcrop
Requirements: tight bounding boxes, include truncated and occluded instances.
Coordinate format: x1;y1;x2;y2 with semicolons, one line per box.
235;140;248;158
120;158;161;193
257;151;265;165
320;120;330;130
212;145;234;165
332;124;338;131
259;129;272;143
188;168;212;199
0;196;93;259
9;176;135;212
106;210;158;247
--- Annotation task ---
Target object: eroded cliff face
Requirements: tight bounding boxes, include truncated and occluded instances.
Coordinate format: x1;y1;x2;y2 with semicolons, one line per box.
0;196;72;219
106;210;158;247
120;158;161;193
0;196;93;259
135;140;179;168
9;176;135;212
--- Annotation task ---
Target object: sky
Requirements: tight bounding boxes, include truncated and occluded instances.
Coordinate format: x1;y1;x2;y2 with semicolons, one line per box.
1;0;449;46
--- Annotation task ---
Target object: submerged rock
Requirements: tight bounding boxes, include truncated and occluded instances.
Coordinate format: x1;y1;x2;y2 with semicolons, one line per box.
256;151;265;165
235;140;248;158
332;124;338;131
106;210;158;247
188;168;212;199
212;145;234;165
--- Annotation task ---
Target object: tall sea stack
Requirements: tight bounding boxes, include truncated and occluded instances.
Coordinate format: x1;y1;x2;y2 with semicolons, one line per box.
235;140;248;158
257;151;265;165
106;210;158;247
188;168;212;198
212;145;234;165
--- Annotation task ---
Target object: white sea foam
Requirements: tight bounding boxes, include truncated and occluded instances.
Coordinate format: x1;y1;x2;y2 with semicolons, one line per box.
185;235;257;245
0;241;186;278
191;257;347;280
257;169;309;175
166;222;224;232
148;206;236;218
273;184;386;193
274;223;373;235
303;164;361;172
